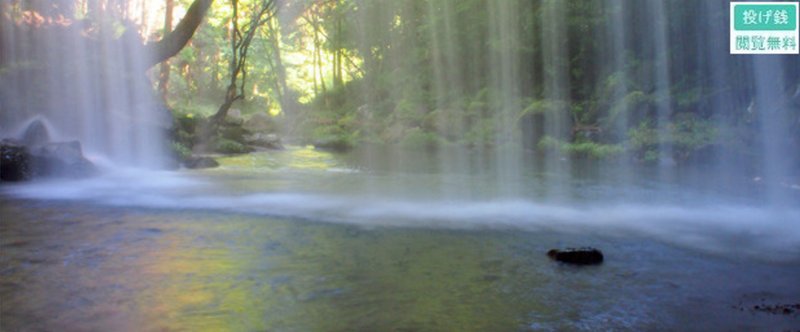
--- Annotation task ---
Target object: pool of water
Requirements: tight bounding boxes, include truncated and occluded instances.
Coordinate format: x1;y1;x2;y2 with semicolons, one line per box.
2;146;799;330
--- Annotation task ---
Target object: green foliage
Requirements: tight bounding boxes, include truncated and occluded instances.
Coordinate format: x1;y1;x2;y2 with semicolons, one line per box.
213;137;253;154
171;141;192;161
565;141;625;159
399;127;442;149
520;99;568;117
605;91;650;125
156;0;796;167
538;136;624;159
311;124;358;151
537;136;563;152
627;122;659;152
628;113;719;162
219;124;249;143
462;118;496;147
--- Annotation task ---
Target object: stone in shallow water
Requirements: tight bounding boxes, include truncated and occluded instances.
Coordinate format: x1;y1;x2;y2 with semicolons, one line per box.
0;139;31;181
30;140;97;178
183;156;219;169
245;133;284;150
547;247;604;265
21;119;50;147
243;112;276;133
1;139;98;181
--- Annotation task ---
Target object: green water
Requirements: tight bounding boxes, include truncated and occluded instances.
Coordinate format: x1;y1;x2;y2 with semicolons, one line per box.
2;200;799;331
2;147;800;330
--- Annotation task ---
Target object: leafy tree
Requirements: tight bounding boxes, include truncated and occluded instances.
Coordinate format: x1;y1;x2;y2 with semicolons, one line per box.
211;0;276;125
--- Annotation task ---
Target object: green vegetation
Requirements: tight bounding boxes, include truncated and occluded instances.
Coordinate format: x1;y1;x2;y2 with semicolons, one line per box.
9;0;785;166
538;136;625;160
628;114;719;163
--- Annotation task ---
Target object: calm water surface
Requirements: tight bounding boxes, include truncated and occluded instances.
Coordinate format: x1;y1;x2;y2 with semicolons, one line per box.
2;146;799;331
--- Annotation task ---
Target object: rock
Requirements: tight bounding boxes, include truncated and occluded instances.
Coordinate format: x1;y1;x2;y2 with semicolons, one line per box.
2;138;98;181
30;140;97;178
245;133;284;150
547;247;604;265
0;139;32;181
243;112;276;133
225;109;244;126
21;119;50;146
750;303;800;316
313;137;353;152
183;156;219;169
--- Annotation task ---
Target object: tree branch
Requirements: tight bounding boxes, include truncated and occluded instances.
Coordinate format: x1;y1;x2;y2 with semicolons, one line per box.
144;0;214;68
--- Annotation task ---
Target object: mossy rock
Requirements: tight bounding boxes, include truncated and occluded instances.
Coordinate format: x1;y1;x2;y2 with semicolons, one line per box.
219;124;250;143
313;136;354;152
399;127;442;149
171;141;192;161
213;137;253;154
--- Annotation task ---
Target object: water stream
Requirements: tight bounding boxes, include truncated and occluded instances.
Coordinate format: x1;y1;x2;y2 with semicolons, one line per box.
3;0;800;330
2;146;800;330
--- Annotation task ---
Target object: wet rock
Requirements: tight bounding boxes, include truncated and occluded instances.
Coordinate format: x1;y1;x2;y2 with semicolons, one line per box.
225;109;244;126
245;133;284;150
0;139;32;181
3;133;98;181
30;140;97;178
547;247;604;265
21;119;50;146
752;303;800;316
183;156;219;169
313;138;353;152
243;112;276;133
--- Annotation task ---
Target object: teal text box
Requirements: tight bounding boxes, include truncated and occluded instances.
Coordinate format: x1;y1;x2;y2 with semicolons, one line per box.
734;4;797;31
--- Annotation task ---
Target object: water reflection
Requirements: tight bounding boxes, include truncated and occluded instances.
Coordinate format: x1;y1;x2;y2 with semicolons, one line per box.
214;145;351;172
2;146;800;330
2;199;800;331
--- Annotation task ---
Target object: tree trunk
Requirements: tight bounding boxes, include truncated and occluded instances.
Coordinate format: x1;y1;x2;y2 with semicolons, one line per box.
144;0;213;68
210;0;275;125
313;17;326;95
267;17;291;115
157;0;174;98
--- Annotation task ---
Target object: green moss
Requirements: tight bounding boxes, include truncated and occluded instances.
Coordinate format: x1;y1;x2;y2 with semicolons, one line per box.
219;124;250;143
399;128;443;149
171;141;192;161
213;137;253;154
537;136;563;151
564;141;625;159
627;113;718;162
311;125;357;151
537;136;624;159
520;99;568;117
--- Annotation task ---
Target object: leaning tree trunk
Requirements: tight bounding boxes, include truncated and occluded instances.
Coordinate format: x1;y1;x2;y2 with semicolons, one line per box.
266;17;291;115
145;0;213;68
157;0;175;97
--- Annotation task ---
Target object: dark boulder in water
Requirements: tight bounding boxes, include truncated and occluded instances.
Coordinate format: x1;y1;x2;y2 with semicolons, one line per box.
313;138;353;152
751;303;800;316
30;141;97;178
245;133;284;150
547;247;604;265
0;139;32;181
3;119;98;181
21;119;51;146
183;156;219;169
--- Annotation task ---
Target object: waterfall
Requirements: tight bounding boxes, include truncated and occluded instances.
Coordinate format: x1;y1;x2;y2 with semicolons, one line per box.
0;5;169;168
2;0;798;206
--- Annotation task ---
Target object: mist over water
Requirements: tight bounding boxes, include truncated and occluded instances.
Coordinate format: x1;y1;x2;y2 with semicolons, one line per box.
4;2;800;330
4;146;799;262
2;1;800;260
